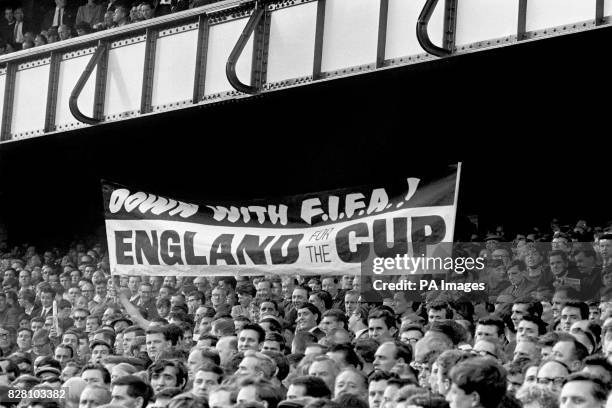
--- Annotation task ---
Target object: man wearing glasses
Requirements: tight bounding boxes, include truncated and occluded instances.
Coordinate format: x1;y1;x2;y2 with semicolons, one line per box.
536;359;570;394
72;308;90;331
30;329;53;359
399;324;424;346
0;328;14;357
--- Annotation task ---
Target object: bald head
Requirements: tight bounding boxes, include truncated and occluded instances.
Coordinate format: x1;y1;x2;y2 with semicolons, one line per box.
80;384;112;408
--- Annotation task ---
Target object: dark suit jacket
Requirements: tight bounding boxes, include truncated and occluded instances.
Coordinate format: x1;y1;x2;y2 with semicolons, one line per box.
31;305;54;320
8;20;35;49
41;7;76;30
26;304;42;319
0;20;16;45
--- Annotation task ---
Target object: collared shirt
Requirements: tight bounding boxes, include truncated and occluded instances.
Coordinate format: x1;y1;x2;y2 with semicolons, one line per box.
53;7;65;27
499;278;536;299
14;22;23;43
41;306;52;319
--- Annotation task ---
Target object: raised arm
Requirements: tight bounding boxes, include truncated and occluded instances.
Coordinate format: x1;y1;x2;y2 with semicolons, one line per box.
116;285;152;329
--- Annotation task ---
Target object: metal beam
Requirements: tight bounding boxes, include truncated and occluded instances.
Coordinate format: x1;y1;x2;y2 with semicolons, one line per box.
596;0;604;26
193;15;210;103
93;41;109;122
518;0;528;40
377;0;389;68
69;43;108;124
313;0;326;79
226;4;265;94
44;52;62;132
141;28;159;114
443;0;458;52
252;5;271;90
1;63;17;141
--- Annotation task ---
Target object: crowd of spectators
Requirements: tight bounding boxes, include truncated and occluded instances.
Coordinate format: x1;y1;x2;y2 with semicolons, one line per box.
0;0;221;54
0;217;611;408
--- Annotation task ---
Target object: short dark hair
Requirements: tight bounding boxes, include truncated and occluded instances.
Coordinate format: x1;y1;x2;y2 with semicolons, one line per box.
328;344;362;369
582;355;612;379
156;297;171;308
0;358;19;378
163;324;183;346
354;338;379;364
111;375;154;407
368;309;396;330
562;301;589;320
298;303;322;324
322;309;347;328
191;347;221;366
187;290;206;303
449;358;507;408
514;297;543;318
311;291;333;310
335;393;369;408
264;332;285;346
368;370;399;383
240;323;266;344
81;364;111;384
405;393;449;408
258;318;281;333
477;317;505;337
262;350;289;381
428;319;468;346
40;287;56;297
382;341;412;364
196;362;224;381
123;326;145;336
18;327;33;337
538;332;560;347
520;315;548;335
147;359;188;390
427;300;451;314
198;333;219;347
260;299;279;312
145;325;169;341
289;375;331;399
238;379;281;408
36;356;61;371
236;284;256;297
562;372;611;402
508;260;526;271
549;250;568;263
294;284;311;293
574;247;597;259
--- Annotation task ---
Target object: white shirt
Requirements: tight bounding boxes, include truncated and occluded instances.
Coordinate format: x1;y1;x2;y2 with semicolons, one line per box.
53;7;64;26
14;22;23;43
